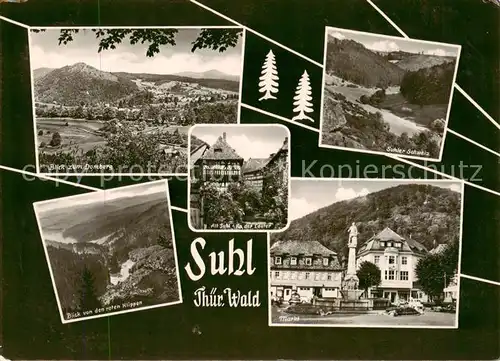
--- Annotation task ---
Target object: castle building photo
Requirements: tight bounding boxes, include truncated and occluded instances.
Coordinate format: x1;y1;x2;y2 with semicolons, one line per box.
269;178;463;328
189;124;290;232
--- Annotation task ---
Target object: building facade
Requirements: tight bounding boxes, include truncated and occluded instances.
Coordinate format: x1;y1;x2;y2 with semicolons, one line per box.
269;240;344;302
192;132;244;192
356;227;429;303
190;133;243;228
242;137;289;191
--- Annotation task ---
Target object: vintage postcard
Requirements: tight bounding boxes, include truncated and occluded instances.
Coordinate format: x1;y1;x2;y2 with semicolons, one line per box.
269;178;463;328
33;180;182;323
29;27;245;176
319;27;461;161
188;123;290;232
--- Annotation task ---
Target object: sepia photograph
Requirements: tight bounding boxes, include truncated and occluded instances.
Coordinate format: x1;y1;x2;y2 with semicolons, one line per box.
29;27;245;175
189;124;290;232
269;178;463;328
33;180;182;323
319;27;461;161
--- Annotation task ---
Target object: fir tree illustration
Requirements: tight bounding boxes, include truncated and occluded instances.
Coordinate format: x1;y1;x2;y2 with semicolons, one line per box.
291;70;314;122
258;50;279;101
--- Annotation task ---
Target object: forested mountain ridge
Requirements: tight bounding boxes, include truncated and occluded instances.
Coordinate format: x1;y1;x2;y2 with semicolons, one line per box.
325;36;405;88
34;62;240;106
272;184;461;256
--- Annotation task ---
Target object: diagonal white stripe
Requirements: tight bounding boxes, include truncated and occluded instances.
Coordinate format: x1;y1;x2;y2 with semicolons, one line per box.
0;15;30;29
171;206;188;213
241;103;320;133
448;129;500;158
189;0;323;68
0;164;100;191
365;0;408;37
365;0;500;130
389;154;500;197
0;164;190;212
461;274;500;287
454;84;500;130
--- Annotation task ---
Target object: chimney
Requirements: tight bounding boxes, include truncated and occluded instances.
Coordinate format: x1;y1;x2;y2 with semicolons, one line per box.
222;132;226;141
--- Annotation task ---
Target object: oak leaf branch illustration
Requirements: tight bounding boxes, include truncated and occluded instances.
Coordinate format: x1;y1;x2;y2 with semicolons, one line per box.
291;70;314;122
30;28;243;57
258;50;279;101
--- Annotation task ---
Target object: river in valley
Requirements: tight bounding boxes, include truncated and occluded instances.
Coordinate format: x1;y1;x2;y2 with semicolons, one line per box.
110;259;136;285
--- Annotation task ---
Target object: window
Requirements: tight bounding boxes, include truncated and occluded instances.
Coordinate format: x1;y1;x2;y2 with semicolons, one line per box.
401;256;407;265
327;273;332;281
314;273;320;280
305;258;312;266
274;271;280;279
388;270;395;280
388;242;392;247
374;255;380;264
283;272;289;280
291;272;297;280
389;256;395;264
395;242;401;248
275;256;282;265
290;257;297;265
305;272;310;280
400;271;409;280
323;258;329;266
381;242;385;247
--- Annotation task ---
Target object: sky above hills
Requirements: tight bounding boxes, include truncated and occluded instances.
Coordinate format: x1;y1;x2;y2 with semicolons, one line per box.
35;180;168;215
289;179;462;221
29;28;244;76
191;125;288;160
327;27;460;57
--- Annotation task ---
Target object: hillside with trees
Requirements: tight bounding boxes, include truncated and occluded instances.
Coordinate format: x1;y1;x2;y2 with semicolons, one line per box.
42;196;179;320
325;37;405;88
400;61;456;105
271;184;461;256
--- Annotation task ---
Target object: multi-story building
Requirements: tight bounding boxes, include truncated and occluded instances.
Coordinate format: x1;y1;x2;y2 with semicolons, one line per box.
190;132;243;228
242;137;289;191
269;240;344;302
241;158;268;190
356;227;429;303
191;132;244;192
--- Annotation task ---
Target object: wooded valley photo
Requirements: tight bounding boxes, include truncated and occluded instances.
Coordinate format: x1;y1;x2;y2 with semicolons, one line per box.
33;180;182;323
30;27;244;175
320;27;460;161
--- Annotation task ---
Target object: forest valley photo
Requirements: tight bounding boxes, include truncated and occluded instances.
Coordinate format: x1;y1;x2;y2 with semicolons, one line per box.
34;182;181;322
31;28;243;173
321;30;459;159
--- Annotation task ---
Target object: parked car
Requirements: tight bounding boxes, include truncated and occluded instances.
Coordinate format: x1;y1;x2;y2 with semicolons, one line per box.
271;295;283;306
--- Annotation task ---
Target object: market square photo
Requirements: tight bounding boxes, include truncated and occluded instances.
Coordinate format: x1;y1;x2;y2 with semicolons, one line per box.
33;180;182;323
189;124;290;232
319;27;461;161
29;26;245;175
269;178;463;328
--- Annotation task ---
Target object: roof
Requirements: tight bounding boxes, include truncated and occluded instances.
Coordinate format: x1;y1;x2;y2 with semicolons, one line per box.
265;137;289;166
270;240;343;271
199;133;243;161
358;227;428;255
429;243;448;255
242;158;269;174
270;240;337;256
